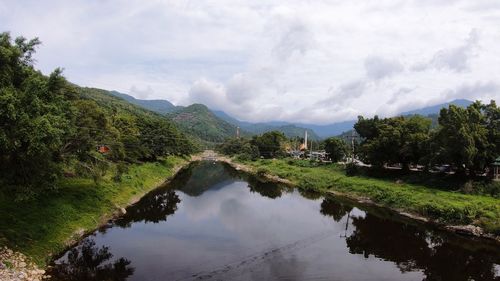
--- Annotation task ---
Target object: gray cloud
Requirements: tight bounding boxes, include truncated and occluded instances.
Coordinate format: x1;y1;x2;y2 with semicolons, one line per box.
443;81;499;100
412;29;479;72
364;56;404;80
271;19;314;62
387;87;414;105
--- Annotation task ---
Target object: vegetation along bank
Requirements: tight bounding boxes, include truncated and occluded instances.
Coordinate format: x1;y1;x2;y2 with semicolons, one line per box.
230;158;500;240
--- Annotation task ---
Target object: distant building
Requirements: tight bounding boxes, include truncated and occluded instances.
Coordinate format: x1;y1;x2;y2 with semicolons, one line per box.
492;157;500;181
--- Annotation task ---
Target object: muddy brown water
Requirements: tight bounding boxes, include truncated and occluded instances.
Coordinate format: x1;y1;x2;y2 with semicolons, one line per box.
48;161;500;281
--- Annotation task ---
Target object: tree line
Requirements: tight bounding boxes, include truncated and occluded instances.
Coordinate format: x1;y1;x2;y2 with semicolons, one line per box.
218;100;499;178
352;101;499;176
0;33;195;198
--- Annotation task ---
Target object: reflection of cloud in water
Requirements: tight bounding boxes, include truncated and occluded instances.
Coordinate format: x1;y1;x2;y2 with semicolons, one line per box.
179;181;341;245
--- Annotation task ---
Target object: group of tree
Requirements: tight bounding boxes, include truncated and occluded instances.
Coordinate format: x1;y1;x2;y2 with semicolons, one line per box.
353;101;500;176
0;33;195;197
216;131;288;160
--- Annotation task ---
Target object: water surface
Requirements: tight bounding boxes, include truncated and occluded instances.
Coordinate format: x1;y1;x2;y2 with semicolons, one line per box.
49;161;500;281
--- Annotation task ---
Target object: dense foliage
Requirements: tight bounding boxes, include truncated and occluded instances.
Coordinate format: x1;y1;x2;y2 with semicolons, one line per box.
216;130;288;160
0;33;195;197
250;131;287;159
323;137;348;162
354;101;500;175
216;138;259;160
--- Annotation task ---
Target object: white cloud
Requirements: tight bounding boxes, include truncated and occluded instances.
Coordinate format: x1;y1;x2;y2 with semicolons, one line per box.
129;85;154;99
364;56;404;80
443;81;500;100
412;29;479;72
1;0;499;124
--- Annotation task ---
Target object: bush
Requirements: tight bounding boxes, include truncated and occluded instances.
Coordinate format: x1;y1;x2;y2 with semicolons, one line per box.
256;168;269;177
113;162;129;182
345;162;359;176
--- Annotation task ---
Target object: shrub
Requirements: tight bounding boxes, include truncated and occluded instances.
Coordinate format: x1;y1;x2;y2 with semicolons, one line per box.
345;162;358;176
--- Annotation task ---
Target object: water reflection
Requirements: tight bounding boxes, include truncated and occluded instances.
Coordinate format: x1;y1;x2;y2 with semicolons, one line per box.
320;197;353;222
49;239;134;281
247;177;287;199
346;212;500;280
172;161;236;196
115;190;180;227
49;161;500;281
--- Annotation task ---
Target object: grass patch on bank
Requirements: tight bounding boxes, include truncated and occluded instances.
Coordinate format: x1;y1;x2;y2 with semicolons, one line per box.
239;159;500;235
0;156;186;265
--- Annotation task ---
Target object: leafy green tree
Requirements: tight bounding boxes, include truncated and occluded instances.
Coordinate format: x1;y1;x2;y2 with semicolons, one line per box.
434;102;493;175
251;131;287;159
0;33;71;195
483;100;500;161
354;115;431;170
323;137;348;162
216;137;259;160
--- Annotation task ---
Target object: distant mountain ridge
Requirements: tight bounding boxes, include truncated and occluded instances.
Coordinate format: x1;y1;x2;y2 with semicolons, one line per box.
400;99;473;116
108;91;473;139
110;91;178;114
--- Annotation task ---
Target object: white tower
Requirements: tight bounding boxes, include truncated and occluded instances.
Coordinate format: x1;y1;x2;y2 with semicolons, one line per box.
304;130;308;150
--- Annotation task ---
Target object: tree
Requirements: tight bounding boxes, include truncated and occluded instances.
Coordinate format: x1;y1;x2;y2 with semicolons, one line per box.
323;137;348;162
251;131;287;159
354;115;431;170
434;102;496;175
0;33;72;195
216;138;259;160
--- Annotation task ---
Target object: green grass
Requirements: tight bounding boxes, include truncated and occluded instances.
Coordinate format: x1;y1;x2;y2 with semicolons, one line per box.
239;159;500;235
0;156;187;265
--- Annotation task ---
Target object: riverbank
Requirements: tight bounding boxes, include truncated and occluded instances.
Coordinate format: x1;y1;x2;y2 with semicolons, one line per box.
0;156;189;271
225;158;500;240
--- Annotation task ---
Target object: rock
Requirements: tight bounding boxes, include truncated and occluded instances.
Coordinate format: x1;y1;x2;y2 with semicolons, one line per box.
447;225;483;236
18;262;26;268
0;262;5;269
120;208;127;215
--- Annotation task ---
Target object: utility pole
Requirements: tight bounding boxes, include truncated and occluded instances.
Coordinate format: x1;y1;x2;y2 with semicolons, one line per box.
304;130;308;150
344;130;356;163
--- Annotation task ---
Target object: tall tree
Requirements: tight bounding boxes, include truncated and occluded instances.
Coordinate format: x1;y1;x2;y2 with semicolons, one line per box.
251;131;287;158
323;137;348;162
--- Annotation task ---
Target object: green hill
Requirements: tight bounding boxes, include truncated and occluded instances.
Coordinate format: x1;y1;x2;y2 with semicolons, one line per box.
167;104;241;143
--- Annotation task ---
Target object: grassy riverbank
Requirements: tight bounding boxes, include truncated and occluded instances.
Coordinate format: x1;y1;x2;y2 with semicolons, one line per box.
0;156;187;265
236;159;500;236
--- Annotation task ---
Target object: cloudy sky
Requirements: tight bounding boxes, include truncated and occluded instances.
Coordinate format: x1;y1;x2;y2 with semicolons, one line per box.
1;0;500;124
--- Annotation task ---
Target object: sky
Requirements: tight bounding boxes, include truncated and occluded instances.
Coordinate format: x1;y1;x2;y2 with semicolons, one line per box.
1;0;500;124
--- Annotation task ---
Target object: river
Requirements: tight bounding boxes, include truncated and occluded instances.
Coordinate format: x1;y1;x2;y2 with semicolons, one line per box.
48;161;500;281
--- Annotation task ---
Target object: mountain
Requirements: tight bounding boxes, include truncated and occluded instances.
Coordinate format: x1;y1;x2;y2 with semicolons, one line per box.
273;125;320;140
212;111;318;139
166;104;241;143
295;120;357;139
107;92;474;140
400;99;473;116
109;91;178;114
